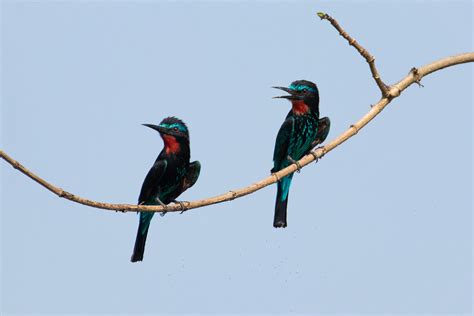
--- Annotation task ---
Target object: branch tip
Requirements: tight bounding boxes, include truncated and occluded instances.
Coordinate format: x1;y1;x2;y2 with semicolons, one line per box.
319;12;388;97
316;12;326;19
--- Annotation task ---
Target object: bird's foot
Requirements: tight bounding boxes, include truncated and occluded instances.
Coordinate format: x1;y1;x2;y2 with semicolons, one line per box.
287;155;301;173
160;208;167;217
271;172;280;182
172;200;188;214
310;146;327;163
156;198;168;217
136;202;145;214
309;151;319;163
318;146;327;158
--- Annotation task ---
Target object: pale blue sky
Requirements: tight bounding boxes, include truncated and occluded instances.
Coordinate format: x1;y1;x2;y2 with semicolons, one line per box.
1;1;472;314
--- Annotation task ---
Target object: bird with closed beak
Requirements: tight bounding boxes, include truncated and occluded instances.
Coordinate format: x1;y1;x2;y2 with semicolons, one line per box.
131;117;200;262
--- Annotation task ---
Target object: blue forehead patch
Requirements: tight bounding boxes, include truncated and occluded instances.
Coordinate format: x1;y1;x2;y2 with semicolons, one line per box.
289;84;317;93
159;122;188;133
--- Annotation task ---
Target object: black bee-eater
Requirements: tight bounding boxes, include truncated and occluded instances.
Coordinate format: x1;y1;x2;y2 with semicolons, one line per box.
271;80;330;228
131;117;201;262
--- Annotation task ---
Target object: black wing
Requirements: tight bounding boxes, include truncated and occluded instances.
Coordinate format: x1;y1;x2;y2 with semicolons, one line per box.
310;117;331;149
271;117;294;173
179;160;201;195
138;159;168;204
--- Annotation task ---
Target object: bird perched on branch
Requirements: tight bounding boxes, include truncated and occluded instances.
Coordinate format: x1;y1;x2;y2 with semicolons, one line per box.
131;117;201;262
271;80;330;228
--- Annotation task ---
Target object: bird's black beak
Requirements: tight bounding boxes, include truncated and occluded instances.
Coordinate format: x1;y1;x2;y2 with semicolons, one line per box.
142;124;167;134
272;86;298;100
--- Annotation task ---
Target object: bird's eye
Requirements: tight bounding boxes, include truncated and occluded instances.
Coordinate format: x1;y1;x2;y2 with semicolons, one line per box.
302;88;308;92
172;127;179;132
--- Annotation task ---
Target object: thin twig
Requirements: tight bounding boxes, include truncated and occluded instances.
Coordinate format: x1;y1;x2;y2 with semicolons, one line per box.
1;13;473;213
317;12;390;97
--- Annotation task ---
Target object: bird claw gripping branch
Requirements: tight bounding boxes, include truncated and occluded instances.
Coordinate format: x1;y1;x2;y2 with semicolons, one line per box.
172;200;187;214
287;155;302;173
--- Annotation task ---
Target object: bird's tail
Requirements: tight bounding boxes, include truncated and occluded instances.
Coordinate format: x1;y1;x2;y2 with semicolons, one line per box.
274;176;292;228
131;212;154;262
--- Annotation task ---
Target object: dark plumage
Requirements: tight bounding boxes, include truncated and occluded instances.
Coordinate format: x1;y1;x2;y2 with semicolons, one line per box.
131;117;201;262
272;80;330;228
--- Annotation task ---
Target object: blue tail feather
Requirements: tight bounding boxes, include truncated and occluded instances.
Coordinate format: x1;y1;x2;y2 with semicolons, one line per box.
131;212;155;262
274;175;293;228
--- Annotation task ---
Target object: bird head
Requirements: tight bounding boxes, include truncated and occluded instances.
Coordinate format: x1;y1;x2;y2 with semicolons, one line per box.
143;117;190;154
273;80;320;114
143;117;189;139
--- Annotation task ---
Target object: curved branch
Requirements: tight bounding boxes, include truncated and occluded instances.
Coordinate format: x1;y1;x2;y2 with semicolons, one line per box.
2;14;473;213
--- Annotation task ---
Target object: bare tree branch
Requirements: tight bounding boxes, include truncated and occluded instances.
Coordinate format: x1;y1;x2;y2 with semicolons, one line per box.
2;13;473;213
317;12;389;97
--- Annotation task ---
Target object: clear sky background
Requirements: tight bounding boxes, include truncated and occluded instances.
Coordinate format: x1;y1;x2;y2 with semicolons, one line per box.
1;1;472;314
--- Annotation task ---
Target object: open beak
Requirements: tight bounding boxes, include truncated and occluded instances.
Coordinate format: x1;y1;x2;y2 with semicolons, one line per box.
142;124;167;134
272;86;298;100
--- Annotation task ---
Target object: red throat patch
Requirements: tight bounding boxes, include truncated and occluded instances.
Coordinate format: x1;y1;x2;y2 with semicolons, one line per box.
291;100;310;115
162;135;180;154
